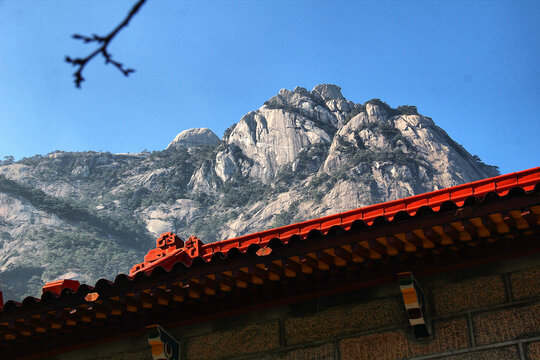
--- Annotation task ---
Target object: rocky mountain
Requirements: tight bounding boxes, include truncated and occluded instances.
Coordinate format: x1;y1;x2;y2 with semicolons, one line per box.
0;84;499;301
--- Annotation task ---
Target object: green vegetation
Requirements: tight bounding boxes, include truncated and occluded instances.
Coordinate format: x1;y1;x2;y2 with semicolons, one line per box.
264;102;305;116
220;178;266;208
473;155;500;175
0;265;43;301
343;104;366;124
396;105;418;115
38;226;141;283
335;121;414;166
293;142;330;179
222;123;237;141
0;226;144;301
365;98;392;112
7;144;220;212
306;93;329;109
0;155;14;166
272;200;300;228
0;175;151;248
364;99;419;117
189;210;239;242
263;101;337;137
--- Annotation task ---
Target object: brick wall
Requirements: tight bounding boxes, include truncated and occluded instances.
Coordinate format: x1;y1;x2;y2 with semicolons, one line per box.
68;262;540;360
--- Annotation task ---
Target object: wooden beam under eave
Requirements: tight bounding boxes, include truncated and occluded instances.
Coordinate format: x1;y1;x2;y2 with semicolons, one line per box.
197;276;221;295
386;236;405;254
520;208;539;229
404;231;423;250
182;278;210;299
247;265;270;283
148;288;179;307
367;239;386;259
39;313;65;331
442;223;461;243
214;272;238;290
84;302;122;321
469;217;490;238
262;261;286;279
69;307;105;325
238;266;265;284
0;326;20;340
393;233;416;253
79;303;107;320
423;227;442;247
290;255;317;274
349;243;369;263
23;317;49;334
489;212;510;234
429;225;451;246
166;282;196;305
225;270;248;288
114;294;144;313
158;283;185;303
460;219;479;241
481;215;499;236
305;252;330;271
41;313;77;334
409;229;431;250
219;270;241;288
321;248;346;267
502;211;520;233
316;249;337;269
129;291;153;309
508;209;530;230
332;246;352;263
181;280;205;298
95;299;125;316
7;321;34;337
206;274;232;292
54;309;81;329
2;333;17;341
254;263;280;281
234;268;258;286
281;258;303;277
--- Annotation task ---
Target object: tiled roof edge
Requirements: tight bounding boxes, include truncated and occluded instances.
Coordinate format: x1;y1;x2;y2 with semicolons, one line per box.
2;167;538;310
202;167;540;259
122;167;540;277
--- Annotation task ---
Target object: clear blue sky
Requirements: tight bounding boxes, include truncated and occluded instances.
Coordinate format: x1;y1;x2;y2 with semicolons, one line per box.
0;0;538;175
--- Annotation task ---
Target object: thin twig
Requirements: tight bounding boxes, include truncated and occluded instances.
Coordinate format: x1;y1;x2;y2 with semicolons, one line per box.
65;0;147;88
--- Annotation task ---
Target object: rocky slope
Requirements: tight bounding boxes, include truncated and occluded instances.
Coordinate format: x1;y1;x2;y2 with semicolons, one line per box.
0;84;499;301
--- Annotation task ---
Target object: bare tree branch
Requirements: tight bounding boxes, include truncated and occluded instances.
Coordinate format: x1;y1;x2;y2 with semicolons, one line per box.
65;0;147;88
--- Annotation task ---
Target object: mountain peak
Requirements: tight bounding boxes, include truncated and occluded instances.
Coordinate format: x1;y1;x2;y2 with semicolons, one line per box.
311;84;345;100
167;128;220;150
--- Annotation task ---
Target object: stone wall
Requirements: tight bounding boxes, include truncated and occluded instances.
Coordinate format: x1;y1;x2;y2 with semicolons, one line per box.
54;256;540;360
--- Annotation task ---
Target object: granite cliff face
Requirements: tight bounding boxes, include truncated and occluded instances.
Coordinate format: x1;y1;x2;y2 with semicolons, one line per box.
0;84;499;301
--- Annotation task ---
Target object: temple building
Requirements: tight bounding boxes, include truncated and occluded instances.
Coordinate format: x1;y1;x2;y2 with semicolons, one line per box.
0;167;539;360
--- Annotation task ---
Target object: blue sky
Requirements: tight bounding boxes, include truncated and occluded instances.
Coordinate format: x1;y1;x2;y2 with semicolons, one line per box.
0;0;538;175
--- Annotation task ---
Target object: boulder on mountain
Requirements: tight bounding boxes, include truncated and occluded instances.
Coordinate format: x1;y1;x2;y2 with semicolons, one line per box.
167;128;220;150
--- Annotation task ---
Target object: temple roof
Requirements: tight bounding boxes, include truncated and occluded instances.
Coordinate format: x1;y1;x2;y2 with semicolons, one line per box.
1;167;539;359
